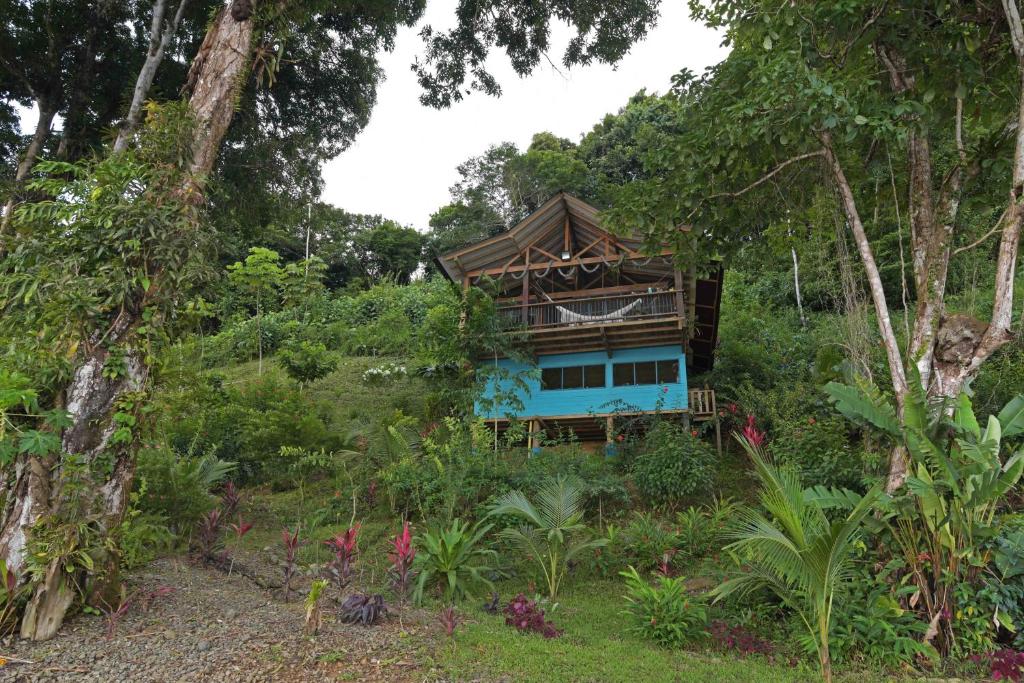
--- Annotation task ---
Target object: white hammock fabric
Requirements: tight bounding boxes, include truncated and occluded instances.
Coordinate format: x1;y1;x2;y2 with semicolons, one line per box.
556;298;642;324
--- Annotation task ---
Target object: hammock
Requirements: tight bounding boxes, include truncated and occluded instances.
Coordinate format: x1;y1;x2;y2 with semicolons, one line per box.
556;298;643;324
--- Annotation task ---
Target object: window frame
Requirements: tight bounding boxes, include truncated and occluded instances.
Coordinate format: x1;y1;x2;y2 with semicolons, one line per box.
612;358;683;387
539;364;607;391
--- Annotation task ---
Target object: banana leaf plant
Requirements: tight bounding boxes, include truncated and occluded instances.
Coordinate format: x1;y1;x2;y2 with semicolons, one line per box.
826;378;1024;655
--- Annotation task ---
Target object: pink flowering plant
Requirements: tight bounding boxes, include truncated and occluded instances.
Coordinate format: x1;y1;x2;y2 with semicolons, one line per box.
388;520;417;602
325;523;361;593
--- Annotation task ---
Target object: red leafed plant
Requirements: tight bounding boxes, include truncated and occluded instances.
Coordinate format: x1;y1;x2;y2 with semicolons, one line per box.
388;520;416;601
227;516;254;575
324;523;360;593
742;415;766;448
221;481;241;519
195;508;224;564
281;527;302;602
974;650;1024;681
100;586;175;639
438;604;460;638
708;620;774;657
503;593;561;639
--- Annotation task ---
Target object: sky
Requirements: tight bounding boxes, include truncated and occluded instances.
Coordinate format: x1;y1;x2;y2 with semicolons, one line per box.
16;2;728;232
321;1;728;231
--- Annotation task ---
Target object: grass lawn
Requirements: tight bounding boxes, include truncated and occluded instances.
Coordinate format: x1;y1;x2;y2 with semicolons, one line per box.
436;579;896;683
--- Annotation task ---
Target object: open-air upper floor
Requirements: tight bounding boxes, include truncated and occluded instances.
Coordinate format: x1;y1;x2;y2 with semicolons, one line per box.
435;192;723;371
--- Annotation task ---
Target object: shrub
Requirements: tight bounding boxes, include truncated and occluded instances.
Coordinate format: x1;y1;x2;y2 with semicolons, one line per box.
388;521;417;602
277;339;337;385
631;423;714;506
135;442;236;535
769;413;871;490
503;593;562;638
830;559;935;667
508;445;630;513
675;497;738;566
621;566;708;647
324;524;360;593
620;512;678;573
974;649;1024;682
413;519;497;605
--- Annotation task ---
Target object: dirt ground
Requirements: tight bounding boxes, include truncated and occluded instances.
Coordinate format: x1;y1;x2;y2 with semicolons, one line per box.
0;557;440;683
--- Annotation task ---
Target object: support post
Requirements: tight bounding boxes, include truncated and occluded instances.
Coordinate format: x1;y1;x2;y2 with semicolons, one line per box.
709;385;722;458
521;269;530;325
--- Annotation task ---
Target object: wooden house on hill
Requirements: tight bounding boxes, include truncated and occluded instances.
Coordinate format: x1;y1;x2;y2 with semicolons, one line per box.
435;193;723;448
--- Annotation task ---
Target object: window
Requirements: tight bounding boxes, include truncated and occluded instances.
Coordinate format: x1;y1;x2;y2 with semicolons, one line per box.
584;364;605;388
540;364;606;390
613;363;635;386
657;359;679;384
612;359;681;387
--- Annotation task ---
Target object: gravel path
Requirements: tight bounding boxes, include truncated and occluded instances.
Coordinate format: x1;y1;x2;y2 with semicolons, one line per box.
0;558;437;682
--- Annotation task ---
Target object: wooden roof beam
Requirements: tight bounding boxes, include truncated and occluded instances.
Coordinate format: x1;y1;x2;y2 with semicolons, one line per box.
467;249;673;278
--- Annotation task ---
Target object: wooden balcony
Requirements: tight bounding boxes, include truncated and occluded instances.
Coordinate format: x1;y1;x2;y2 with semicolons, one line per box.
496;289;687;356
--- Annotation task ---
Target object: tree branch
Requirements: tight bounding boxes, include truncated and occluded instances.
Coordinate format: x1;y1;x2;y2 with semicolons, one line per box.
952;208;1007;256
685;150;825;222
1003;0;1024;59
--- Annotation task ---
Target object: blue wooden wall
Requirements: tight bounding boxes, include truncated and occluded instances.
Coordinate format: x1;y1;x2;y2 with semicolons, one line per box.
477;345;688;419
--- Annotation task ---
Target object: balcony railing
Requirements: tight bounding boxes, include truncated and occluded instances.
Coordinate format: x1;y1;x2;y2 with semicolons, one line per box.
497;290;679;329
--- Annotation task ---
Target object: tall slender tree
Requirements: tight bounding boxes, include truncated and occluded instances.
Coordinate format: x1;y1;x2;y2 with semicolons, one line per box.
609;0;1022;491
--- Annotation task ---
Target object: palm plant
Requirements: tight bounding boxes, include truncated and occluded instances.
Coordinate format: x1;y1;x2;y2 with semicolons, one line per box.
488;474;608;601
413;519;496;605
712;436;880;683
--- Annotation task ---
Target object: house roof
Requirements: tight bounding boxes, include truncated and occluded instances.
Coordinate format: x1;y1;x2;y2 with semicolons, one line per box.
435;192;677;283
436;193;722;373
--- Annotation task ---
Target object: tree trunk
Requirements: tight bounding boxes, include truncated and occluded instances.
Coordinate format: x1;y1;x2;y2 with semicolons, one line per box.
113;0;188;155
791;247;806;327
0;102;57;245
0;1;255;640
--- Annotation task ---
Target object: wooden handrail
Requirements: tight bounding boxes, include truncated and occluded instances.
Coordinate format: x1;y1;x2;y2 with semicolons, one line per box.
496;289;675;311
497;290;679;329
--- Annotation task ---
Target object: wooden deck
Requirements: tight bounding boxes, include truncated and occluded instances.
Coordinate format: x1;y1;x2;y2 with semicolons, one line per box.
496;289;686;356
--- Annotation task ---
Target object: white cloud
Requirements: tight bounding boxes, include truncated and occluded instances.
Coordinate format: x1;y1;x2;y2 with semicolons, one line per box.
321;1;727;231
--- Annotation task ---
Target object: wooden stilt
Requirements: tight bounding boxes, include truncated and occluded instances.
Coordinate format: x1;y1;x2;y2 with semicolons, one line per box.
709;384;723;457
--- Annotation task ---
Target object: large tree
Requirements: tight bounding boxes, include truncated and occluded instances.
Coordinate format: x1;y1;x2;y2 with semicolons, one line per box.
0;0;662;639
609;0;1022;491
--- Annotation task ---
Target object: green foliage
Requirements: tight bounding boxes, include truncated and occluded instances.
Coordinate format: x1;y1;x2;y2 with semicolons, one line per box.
489;474;608;600
0;368;69;465
829;557;935;668
769;413;872;491
621;566;708;647
413;519;497;605
158;372;340;485
713;436;881;683
828;383;1024;654
506;445;629;512
631;423;714;506
1;103;207;381
619;512;679;573
278;340;337;385
135;440;236;535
